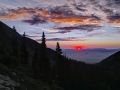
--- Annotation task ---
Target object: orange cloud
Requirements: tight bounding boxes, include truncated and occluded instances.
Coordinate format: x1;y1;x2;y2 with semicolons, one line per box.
51;17;101;25
88;19;101;25
106;16;120;25
0;8;50;20
0;7;102;25
110;19;120;24
51;17;89;24
0;7;64;20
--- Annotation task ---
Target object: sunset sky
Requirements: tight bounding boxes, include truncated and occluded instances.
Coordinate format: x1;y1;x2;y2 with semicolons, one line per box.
0;0;120;49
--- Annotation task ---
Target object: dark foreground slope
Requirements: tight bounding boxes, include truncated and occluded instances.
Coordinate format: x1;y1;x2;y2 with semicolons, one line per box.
0;21;40;65
0;21;120;90
0;21;57;65
0;21;64;90
97;51;120;77
98;51;120;68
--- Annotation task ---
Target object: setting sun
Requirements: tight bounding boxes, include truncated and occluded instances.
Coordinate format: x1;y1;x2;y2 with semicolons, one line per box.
74;46;83;50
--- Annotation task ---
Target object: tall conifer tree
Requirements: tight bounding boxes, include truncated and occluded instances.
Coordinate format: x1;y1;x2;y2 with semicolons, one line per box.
40;32;51;82
56;42;62;54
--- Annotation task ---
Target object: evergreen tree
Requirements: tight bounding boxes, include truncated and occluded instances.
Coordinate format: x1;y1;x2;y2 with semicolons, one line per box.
41;32;46;49
41;32;46;62
40;32;51;82
13;26;17;32
56;42;62;54
21;32;28;64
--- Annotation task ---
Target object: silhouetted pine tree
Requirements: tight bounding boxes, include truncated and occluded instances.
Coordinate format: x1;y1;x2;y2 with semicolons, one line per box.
11;33;18;57
56;42;62;54
40;32;51;82
53;43;64;83
55;44;65;83
20;32;28;64
13;26;17;32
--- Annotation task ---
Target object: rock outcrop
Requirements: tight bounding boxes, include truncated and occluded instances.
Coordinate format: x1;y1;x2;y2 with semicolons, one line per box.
0;74;20;90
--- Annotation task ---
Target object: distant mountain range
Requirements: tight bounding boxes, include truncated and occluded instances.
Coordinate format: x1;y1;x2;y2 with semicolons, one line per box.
63;48;120;64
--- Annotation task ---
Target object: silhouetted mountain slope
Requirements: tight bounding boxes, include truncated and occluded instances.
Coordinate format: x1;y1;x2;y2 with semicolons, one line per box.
98;51;120;68
0;21;57;65
0;21;64;90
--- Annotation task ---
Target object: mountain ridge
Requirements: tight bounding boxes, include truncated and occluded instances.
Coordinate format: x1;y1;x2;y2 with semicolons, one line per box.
0;20;58;66
98;51;120;68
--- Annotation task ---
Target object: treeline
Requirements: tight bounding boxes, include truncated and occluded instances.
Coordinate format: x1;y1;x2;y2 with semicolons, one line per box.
0;26;120;90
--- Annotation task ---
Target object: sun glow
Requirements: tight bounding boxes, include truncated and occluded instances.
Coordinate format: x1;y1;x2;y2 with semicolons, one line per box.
74;46;83;50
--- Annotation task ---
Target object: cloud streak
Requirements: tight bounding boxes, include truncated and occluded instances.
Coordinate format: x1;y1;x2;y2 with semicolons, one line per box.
36;37;85;41
23;14;48;25
83;31;104;37
56;24;102;32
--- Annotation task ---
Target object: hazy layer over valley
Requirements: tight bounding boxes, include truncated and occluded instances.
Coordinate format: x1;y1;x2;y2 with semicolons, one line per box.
63;48;120;64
